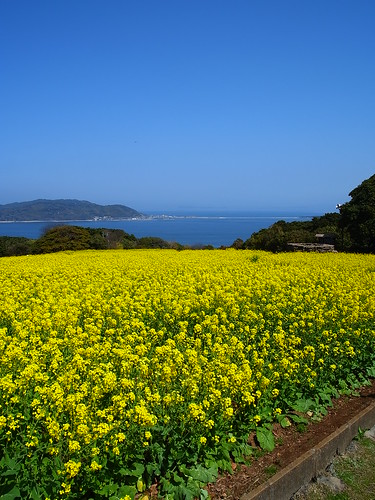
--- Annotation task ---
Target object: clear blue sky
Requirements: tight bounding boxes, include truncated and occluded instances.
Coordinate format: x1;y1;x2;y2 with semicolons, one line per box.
1;0;374;213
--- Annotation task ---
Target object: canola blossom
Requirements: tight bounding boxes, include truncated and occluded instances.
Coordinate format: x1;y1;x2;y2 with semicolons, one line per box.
0;249;375;498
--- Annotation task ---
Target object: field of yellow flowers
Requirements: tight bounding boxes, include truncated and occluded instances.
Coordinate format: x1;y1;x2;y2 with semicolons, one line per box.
1;249;375;499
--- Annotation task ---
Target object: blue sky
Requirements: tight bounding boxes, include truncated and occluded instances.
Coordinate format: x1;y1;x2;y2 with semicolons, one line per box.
1;0;374;213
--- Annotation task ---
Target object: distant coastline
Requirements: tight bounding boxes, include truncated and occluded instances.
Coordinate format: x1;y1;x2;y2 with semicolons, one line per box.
0;217;145;223
0;199;143;222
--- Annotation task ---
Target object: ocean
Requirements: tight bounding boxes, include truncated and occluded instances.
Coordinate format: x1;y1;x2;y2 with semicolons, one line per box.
0;211;316;248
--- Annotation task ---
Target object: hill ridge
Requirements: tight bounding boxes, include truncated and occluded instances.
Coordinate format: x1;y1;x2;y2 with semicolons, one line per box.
0;199;143;221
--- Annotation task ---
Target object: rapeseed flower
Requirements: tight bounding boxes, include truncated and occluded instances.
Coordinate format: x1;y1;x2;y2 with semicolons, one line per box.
0;249;375;498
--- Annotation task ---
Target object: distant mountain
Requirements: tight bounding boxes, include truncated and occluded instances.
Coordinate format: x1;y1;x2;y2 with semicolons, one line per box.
0;199;143;221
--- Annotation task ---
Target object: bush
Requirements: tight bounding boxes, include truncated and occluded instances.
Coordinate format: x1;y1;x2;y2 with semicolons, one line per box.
0;236;33;257
33;226;91;253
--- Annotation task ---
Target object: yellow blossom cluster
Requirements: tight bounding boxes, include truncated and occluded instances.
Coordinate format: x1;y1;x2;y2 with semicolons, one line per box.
0;249;375;497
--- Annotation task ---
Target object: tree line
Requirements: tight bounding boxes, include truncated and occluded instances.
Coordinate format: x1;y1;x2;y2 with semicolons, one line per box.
0;225;191;257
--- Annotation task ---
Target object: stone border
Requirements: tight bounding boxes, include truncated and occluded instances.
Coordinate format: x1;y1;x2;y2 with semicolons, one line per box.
240;400;375;500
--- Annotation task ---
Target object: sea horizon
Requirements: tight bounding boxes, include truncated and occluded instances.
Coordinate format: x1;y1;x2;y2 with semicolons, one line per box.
0;209;323;248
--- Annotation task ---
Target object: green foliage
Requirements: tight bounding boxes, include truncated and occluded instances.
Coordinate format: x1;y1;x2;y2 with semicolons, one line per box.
0;237;33;257
32;225;91;253
86;228;109;249
0;199;142;221
242;173;375;254
87;228;136;250
340;174;375;253
122;233;138;249
242;212;343;252
136;236;174;249
256;426;275;452
2;249;375;497
5;226;179;255
231;238;244;249
242;219;321;252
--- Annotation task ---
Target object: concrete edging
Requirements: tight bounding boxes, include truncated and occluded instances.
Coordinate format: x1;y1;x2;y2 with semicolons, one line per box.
240;400;375;500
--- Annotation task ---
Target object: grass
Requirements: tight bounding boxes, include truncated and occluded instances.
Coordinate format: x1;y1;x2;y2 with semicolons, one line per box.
295;434;375;499
265;464;279;478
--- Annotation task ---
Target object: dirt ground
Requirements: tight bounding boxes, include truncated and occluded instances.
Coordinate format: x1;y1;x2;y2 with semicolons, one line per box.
205;379;375;499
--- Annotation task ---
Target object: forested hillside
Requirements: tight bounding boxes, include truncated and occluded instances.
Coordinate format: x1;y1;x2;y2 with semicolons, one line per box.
0;199;142;221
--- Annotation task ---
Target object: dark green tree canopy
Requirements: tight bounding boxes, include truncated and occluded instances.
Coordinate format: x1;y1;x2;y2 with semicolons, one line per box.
0;236;33;257
340;174;375;253
33;225;91;253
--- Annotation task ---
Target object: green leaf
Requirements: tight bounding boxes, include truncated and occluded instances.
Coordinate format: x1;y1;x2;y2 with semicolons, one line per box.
180;478;201;500
219;445;231;462
288;413;308;424
292;398;314;413
112;484;136;499
98;483;119;496
173;471;184;484
200;489;209;500
2;456;20;473
181;464;218;484
279;416;291;428
131;462;145;477
1;470;18;477
204;458;219;469
256;427;275;452
147;461;161;476
30;488;42;500
1;486;21;500
118;462;145;478
231;442;253;464
215;459;232;473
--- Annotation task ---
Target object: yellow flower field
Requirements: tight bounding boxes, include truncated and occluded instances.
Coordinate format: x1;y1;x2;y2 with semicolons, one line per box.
0;249;375;499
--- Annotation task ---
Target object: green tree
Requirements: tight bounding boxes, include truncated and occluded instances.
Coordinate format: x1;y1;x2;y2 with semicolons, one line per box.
136;236;172;249
0;236;33;256
243;221;289;252
33;226;91;253
340;174;375;253
231;238;244;249
87;228;135;249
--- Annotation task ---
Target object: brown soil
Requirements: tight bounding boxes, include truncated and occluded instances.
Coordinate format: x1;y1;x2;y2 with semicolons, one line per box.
206;379;375;499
